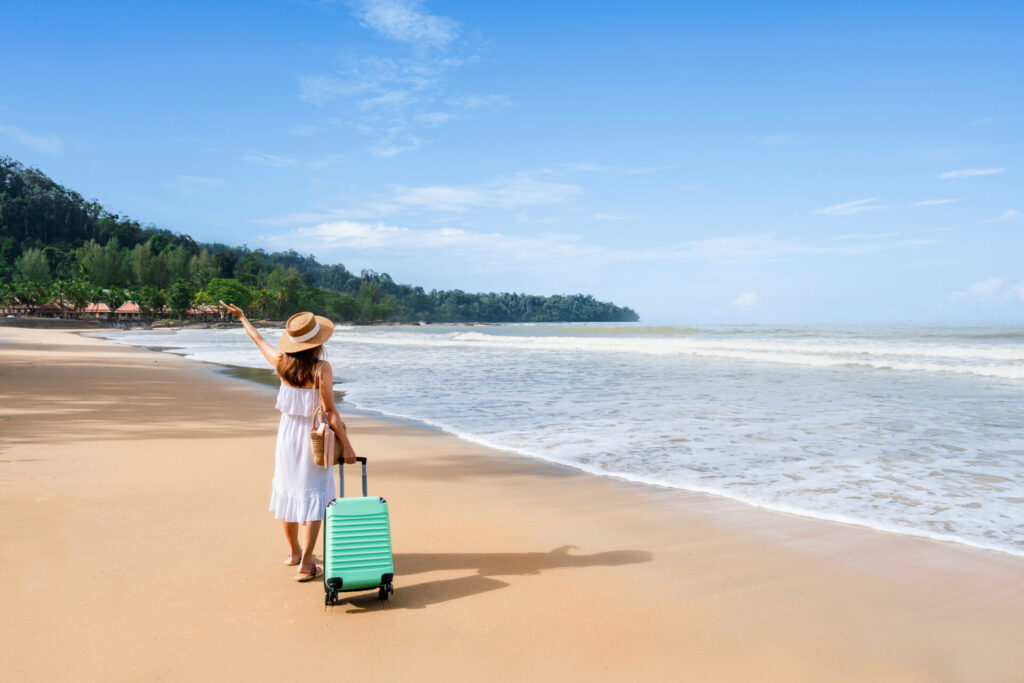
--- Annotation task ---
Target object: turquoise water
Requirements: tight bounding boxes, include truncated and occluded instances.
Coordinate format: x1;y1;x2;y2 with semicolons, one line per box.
98;323;1024;556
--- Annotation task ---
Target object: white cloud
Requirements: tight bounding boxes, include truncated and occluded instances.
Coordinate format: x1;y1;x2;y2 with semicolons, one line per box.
240;150;298;167
980;209;1021;224
950;277;1024;303
0;124;63;154
259;219;939;272
912;198;964;206
351;0;460;50
297;4;486;157
391;173;582;212
300;54;455;105
937;167;1006;180
733;292;760;307
261;220;610;265
812;197;887;216
295;6;509;159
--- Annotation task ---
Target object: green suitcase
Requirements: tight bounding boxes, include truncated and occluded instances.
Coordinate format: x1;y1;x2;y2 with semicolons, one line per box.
323;457;394;607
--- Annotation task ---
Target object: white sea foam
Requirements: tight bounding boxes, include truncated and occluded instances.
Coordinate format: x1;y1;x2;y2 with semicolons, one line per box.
96;323;1024;556
326;330;1024;380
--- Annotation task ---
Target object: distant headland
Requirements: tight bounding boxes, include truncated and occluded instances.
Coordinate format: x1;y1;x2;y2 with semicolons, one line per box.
0;156;639;324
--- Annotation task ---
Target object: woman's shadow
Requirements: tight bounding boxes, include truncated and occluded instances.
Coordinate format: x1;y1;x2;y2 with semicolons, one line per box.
337;545;653;613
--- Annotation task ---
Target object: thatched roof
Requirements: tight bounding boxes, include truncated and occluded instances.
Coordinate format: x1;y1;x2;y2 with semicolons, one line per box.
115;301;141;314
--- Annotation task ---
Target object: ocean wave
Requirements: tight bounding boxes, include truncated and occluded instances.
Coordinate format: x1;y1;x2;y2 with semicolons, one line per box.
342;394;1024;559
328;331;1024;379
550;325;704;335
95;326;1024;558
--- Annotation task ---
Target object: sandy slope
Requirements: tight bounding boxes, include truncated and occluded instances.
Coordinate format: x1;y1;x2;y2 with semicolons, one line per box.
1;326;1022;681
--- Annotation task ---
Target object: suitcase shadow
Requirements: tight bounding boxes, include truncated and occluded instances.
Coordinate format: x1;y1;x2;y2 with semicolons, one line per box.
339;574;510;613
337;545;652;613
395;545;653;578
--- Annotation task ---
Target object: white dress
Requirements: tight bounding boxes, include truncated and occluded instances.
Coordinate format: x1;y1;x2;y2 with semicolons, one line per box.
268;383;336;523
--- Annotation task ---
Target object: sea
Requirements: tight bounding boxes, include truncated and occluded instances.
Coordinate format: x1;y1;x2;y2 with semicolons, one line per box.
96;323;1024;557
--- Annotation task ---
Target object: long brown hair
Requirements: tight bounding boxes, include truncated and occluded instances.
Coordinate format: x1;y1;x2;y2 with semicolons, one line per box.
278;346;324;388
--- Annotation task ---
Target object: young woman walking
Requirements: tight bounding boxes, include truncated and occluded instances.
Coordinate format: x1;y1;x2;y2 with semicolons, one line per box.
221;303;356;581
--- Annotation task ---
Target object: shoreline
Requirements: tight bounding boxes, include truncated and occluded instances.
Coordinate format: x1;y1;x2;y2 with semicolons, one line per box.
0;316;509;331
4;326;1024;681
105;328;1024;562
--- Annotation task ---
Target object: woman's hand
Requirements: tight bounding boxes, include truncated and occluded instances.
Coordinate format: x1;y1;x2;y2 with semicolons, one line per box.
219;301;244;319
342;443;357;465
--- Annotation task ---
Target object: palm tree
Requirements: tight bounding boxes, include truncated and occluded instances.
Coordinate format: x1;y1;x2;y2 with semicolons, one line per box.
102;286;127;311
252;288;274;319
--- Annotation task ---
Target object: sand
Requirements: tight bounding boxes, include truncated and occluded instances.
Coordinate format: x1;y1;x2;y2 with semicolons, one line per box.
2;325;1022;682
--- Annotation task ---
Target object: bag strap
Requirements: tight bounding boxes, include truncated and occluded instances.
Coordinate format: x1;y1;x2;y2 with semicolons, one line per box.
311;361;325;429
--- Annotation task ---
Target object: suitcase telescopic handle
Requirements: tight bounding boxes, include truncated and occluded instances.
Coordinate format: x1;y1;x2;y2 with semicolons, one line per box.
338;457;368;498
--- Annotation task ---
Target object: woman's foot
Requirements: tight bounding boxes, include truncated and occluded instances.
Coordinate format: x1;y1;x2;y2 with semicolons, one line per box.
294;563;321;582
283;553;302;566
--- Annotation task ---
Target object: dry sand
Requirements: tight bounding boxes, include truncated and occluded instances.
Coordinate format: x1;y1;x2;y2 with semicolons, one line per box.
2;326;1022;681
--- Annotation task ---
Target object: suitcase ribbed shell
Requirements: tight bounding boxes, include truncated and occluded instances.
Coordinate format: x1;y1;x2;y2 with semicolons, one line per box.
324;496;394;590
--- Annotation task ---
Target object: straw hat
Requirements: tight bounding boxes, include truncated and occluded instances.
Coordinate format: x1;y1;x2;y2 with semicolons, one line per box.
278;312;334;353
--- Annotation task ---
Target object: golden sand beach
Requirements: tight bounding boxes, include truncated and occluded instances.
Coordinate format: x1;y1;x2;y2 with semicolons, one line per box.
2;326;1022;681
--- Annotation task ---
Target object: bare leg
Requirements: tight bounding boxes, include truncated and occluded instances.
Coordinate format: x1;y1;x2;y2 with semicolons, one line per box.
282;521;301;564
297;520;322;574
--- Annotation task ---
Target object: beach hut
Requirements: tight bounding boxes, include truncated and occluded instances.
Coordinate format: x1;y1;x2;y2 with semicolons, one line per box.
37;299;72;318
0;300;33;317
196;304;221;321
114;301;142;321
82;302;112;320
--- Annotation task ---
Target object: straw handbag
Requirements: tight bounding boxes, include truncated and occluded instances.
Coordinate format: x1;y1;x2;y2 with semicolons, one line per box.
309;362;345;467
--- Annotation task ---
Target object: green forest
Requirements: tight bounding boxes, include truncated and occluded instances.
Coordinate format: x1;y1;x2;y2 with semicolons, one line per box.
0;156;638;323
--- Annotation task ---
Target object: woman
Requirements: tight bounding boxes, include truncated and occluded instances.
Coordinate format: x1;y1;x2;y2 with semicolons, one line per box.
221;302;357;582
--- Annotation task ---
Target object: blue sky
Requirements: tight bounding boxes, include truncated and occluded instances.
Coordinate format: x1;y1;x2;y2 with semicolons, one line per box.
2;0;1022;323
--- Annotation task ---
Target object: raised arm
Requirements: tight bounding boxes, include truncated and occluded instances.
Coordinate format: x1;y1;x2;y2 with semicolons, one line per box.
220;301;282;369
318;361;357;464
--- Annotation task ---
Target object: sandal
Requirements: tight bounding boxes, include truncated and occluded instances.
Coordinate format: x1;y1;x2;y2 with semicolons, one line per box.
294;563;321;582
283;556;301;566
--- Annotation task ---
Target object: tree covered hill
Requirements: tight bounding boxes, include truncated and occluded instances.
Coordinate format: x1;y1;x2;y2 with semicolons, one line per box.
0;156;639;323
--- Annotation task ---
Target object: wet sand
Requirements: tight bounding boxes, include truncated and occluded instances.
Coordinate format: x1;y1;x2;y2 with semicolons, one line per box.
1;326;1022;681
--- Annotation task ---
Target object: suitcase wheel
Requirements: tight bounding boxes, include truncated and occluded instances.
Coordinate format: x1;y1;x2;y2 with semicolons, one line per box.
377;583;394;602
